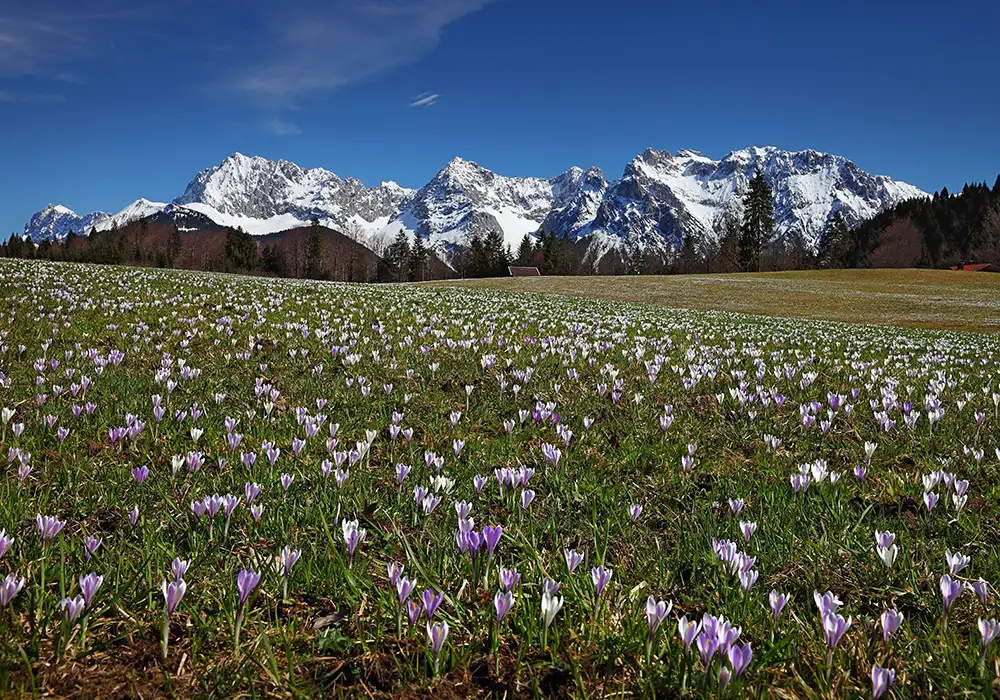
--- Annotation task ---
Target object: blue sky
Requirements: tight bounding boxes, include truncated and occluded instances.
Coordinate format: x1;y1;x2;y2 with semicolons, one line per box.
2;0;998;235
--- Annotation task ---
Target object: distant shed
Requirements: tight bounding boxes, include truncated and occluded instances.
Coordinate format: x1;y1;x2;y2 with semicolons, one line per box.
947;263;998;272
508;266;541;277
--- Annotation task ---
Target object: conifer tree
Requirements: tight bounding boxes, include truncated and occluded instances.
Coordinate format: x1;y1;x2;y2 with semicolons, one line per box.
409;233;428;281
516;234;533;265
305;219;325;279
817;212;850;268
739;169;775;272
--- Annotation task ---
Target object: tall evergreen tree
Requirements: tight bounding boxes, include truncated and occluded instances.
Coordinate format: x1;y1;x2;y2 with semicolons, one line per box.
483;228;509;276
225;226;258;271
739;169;775;272
817;212;850;268
305;219;325;279
516;234;533;265
468;234;491;277
381;229;411;281
409;233;428;281
167;225;183;266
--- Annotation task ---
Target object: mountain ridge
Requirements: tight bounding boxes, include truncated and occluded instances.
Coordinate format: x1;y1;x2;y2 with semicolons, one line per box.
21;147;927;262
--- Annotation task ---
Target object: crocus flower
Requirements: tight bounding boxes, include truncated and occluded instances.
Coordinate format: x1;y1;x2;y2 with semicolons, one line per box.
80;572;103;608
814;590;843;616
521;489;535;509
422;589;444;620
128;505;139;528
396;577;417;606
36;514;65;543
132;465;149;484
881;610;904;642
969;579;989;606
871;665;895;700
495;590;515;623
678;615;701;649
541;591;564;629
769;590;789;621
171;558;190;582
426;620;449;674
629;504;642;521
946;550;971;576
406;599;422;626
499;567;521;591
387;562;403;589
62;595;86;622
483;524;503;555
564;549;584;574
728;642;752;678
645;596;672;637
822;613;852;649
940;574;963;614
341;519;367;566
979;618;1000;649
83;535;101;562
0;574;25;607
591;566;613;597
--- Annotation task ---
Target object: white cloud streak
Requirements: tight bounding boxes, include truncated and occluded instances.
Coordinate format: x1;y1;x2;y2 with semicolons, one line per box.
409;92;439;107
232;0;493;104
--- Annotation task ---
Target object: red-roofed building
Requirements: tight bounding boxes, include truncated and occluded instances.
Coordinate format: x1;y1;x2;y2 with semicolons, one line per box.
947;263;998;272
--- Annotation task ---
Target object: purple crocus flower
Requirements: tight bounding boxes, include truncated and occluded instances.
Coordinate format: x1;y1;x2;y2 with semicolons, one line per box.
629;504;643;521
495;590;515;623
564;548;584;574
483;524;503;555
814;590;843;616
591;566;613;597
728;642;752;677
132;465;149;484
62;595;86;622
128;505;140;528
171;558;190;582
499;567;521;592
162;579;186;617
342;520;367;566
520;489;535;510
881;609;904;642
940;574;963;614
473;474;488;494
678;615;701;649
426;620;449;674
79;572;103;608
83;535;101;562
422;589;444;620
237;568;261;606
769;590;789;621
0;573;25;608
387;562;403;589
36;514;65;543
969;579;989;606
980;618;1000;649
280;473;294;495
396;576;417;606
871;665;895;700
644;596;672;637
822;613;852;649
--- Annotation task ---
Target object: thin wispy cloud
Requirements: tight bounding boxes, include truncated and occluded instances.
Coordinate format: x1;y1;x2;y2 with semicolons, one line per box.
409;92;439;107
231;0;494;104
0;90;66;103
264;117;304;136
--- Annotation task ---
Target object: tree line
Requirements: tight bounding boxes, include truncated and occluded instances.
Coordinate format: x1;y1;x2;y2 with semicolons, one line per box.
6;170;999;278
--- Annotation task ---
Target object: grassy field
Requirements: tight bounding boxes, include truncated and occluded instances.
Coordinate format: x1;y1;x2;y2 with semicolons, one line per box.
433;268;1000;332
1;259;1000;698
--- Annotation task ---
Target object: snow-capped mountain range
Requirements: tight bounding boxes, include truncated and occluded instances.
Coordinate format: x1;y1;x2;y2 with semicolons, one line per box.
22;147;927;259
